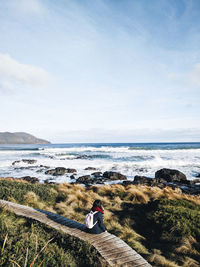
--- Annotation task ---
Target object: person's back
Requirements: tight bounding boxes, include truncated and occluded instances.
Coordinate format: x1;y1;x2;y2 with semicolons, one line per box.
86;199;106;234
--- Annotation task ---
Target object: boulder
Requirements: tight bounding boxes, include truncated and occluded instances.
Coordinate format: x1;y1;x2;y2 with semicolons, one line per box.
122;180;134;186
39;165;50;169
44;179;56;184
76;175;92;184
192;178;200;184
155;168;187;183
85;167;97;171
180;184;200;195
91;172;102;178
12;159;37;165
66;168;77;173
103;171;127;180
45;167;67;176
22;159;37;164
12;160;20;166
134;175;154;185
20;176;39;184
36;169;43;173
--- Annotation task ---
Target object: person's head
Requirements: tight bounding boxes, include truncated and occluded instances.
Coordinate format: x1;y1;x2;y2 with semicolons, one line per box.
92;199;103;210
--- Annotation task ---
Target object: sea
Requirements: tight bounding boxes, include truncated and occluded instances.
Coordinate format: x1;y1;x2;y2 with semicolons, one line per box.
0;142;200;184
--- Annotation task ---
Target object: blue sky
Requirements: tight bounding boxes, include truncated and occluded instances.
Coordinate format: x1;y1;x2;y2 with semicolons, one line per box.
0;0;200;143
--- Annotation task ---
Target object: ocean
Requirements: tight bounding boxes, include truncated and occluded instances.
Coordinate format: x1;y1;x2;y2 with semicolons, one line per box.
0;142;200;184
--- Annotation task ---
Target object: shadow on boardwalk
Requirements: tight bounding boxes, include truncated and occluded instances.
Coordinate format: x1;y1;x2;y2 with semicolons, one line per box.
36;208;88;232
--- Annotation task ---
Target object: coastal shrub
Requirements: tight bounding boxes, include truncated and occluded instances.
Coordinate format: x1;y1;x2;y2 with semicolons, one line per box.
0;180;57;205
151;199;200;242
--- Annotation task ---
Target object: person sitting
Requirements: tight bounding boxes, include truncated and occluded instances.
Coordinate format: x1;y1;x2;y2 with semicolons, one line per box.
86;199;107;234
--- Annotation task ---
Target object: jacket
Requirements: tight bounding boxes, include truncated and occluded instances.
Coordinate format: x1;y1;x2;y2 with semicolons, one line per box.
87;211;106;234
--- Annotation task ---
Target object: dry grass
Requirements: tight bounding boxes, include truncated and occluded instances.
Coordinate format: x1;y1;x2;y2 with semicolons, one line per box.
175;236;200;255
182;257;200;267
2;179;199;267
148;250;180;267
24;192;39;204
126;185;150;203
24;192;46;210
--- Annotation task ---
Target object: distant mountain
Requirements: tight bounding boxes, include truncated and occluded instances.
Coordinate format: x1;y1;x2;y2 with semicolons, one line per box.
0;132;50;144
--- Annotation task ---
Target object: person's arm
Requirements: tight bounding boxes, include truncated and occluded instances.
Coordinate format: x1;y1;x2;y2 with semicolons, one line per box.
98;212;106;231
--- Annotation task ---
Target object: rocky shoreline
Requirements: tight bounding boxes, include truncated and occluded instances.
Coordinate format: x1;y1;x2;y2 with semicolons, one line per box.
3;158;200;195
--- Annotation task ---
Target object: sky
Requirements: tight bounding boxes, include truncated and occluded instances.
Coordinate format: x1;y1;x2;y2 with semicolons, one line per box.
0;0;200;143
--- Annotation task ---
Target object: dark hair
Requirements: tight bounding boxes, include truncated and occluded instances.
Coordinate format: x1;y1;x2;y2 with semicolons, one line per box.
92;199;102;209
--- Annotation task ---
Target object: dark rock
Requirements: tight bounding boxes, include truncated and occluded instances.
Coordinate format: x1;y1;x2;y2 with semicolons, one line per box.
91;172;102;178
45;167;67;176
45;169;56;175
66;168;77;173
70;175;76;179
103;171;127;180
135;168;148;172
44;179;56;184
196;174;200;178
21;176;39;184
134;176;154;185
22;159;37;164
76;155;93;159
85;167;97;171
76;175;92;184
12;159;37;165
45;167;76;176
122;180;134;186
96;181;105;184
39;165;50;169
12;160;21;166
36;169;43;173
155;168;187;183
191;178;200;184
14;166;38;170
180;184;200;195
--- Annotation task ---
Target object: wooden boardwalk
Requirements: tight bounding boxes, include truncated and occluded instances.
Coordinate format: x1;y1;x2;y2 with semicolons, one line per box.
0;199;152;267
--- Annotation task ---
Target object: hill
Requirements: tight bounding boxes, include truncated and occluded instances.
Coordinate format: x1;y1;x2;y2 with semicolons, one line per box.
0;132;50;144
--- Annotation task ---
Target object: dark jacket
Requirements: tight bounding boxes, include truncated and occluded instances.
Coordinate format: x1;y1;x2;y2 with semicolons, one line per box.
87;211;106;234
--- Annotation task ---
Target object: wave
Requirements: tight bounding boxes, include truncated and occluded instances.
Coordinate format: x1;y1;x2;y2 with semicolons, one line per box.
0;147;41;151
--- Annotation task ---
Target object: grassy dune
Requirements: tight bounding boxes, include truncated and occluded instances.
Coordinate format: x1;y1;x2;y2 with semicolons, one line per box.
0;179;200;267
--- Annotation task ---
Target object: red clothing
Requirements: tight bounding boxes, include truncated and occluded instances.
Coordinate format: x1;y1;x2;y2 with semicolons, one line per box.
92;206;104;214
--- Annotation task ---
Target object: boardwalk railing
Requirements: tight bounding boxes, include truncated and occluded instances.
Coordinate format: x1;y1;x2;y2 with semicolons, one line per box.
0;199;152;267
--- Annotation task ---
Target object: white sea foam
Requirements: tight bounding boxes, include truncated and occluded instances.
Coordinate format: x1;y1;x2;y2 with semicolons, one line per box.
0;144;200;182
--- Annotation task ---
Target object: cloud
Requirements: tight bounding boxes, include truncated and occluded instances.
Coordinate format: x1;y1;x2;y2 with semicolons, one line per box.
10;0;47;16
0;53;51;93
189;63;200;88
48;127;200;143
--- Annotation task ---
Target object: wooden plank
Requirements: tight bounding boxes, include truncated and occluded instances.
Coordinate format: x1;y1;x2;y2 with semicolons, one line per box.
112;253;141;263
91;235;117;245
81;232;110;242
107;250;137;261
124;261;151;267
111;255;147;265
98;240;127;252
99;243;128;254
85;231;111;242
101;246;133;257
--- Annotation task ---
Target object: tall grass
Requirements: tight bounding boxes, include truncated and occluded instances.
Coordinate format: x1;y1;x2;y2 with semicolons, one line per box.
0;179;199;267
